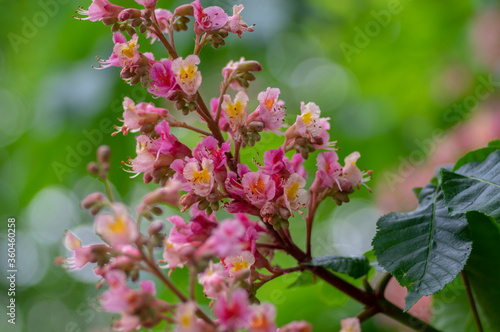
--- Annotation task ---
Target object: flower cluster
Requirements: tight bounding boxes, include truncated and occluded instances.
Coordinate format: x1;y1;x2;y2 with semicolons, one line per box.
62;0;373;331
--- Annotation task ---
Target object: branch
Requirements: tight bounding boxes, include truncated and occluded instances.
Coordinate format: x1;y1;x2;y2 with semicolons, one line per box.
461;270;483;332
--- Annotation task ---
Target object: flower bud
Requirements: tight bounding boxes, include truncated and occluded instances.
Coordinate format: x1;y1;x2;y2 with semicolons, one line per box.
198;199;210;210
131;18;143;27
174;4;194;17
102;17;118;26
125;25;137;37
278;207;291;220
148;221;164;236
87;161;99;176
97;145;111;165
248;121;264;132
81;192;107;209
151;206;163;215
118;8;142;21
236;60;262;73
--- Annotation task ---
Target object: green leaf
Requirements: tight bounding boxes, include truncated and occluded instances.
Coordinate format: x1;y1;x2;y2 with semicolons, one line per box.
287;271;315;289
453;147;499;172
432;278;477;332
304;255;370;279
441;151;500;219
488;140;500;148
372;183;472;311
464;211;500;330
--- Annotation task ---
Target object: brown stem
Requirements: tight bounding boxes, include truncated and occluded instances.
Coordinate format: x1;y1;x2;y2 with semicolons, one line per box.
305;193;318;257
171;120;211;136
136;245;214;326
461;270;483;332
151;13;178;59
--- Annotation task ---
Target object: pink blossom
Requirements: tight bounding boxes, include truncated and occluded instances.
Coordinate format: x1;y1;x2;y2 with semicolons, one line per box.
314;117;336;150
223;57;262;90
224;250;255;277
162;239;193;270
242;171;276;208
224;5;254;37
222;91;249;134
135;0;157;10
340;317;361;332
192;0;228;32
76;0;124;22
341;152;372;192
183;158;215;197
94;204;139;246
248;303;277;332
171;55;202;95
289;153;307;179
113;34;142;69
278;321;312;332
282;173;308;211
248;87;285;134
148;59;178;98
175;301;199;332
95;32;127;69
316;151;343;189
63;231;103;269
214;289;252;330
193;136;231;183
198;262;228;299
154;121;193;159
260;148;293;177
202;219;245;257
116;97;168;134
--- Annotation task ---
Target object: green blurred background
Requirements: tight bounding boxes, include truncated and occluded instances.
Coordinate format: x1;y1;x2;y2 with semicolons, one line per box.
1;0;500;331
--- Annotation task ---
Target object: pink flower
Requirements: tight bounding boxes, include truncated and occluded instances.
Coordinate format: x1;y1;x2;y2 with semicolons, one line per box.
248;87;285;134
202;219;245;257
113;34;142;68
224;250;255;277
314;117;336;151
224;5;254;37
242;171;276;208
171;55;202;95
340;317;361;332
316;151;343;189
135;0;157;10
214;289;252;330
148;59;178;98
148;9;173;43
291;101;322;139
76;0;124;22
162;239;193;270
282;173;308;211
289;153;307;179
94;204;139;246
222;91;249;134
116;97;168;134
248;303;277;332
341;152;372;192
95;32;127;69
175;301;200;332
223;57;262;90
193;136;231;183
278;321;312;332
183;158;215;197
198;262;228;299
63;231;103;269
192;0;228;32
260;148;293;177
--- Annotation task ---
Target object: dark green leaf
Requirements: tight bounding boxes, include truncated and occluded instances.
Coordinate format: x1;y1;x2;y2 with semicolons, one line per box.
488;140;500;148
441;151;500;219
464;211;500;330
412;187;423;199
372;183;472;311
453;147;499;172
287;271;315;289
305;255;370;279
432;278;483;332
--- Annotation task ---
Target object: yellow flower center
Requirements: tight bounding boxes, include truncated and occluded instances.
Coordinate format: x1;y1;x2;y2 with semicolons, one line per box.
193;167;210;184
264;98;274;110
180;65;196;82
232;259;249;272
122;41;135;58
109;216;127;234
302;111;312;125
286;182;299;201
180;313;192;328
227;100;243;119
251;313;268;328
250;179;265;195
